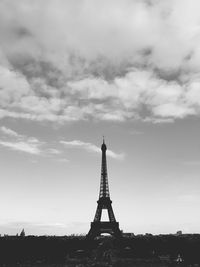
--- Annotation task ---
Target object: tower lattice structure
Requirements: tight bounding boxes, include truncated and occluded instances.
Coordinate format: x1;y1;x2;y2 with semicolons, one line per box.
87;138;121;238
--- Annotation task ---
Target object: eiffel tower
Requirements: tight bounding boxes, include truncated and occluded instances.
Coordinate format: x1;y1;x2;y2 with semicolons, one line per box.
87;138;122;238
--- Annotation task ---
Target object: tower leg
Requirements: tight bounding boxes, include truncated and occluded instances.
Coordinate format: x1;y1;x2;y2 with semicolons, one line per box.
87;221;122;239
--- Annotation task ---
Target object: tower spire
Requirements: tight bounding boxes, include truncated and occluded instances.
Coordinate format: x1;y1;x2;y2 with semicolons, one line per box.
99;137;110;198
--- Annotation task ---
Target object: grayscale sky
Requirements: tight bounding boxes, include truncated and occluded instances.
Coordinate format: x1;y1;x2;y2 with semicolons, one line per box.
0;0;200;235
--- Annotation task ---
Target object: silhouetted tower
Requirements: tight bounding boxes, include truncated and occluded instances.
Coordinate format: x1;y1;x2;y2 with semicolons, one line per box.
87;138;121;238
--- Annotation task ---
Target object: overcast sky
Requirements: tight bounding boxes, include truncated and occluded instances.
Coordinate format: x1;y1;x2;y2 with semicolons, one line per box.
1;0;200;235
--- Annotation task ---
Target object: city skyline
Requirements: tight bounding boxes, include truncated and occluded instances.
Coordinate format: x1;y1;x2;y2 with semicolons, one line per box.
1;0;200;236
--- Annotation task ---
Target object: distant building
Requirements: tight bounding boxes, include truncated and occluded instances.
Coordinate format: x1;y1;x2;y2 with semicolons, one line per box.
176;231;182;236
122;233;135;238
20;229;25;237
145;233;153;237
175;254;184;263
159;255;171;262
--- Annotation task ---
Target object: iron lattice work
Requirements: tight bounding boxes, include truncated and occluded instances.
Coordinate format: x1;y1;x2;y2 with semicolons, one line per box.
99;140;110;198
87;139;121;239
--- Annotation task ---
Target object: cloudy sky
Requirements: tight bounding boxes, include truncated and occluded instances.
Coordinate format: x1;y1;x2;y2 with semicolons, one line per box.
1;0;200;235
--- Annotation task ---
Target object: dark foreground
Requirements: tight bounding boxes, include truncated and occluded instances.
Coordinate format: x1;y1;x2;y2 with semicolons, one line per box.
0;234;200;266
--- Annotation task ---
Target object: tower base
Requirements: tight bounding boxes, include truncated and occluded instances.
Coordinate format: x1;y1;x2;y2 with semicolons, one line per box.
87;221;122;239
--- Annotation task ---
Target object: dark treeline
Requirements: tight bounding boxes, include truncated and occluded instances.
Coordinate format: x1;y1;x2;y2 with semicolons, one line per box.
0;234;200;265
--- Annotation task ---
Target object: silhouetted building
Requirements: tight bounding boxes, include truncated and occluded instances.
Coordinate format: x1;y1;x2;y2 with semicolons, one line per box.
123;233;135;238
176;254;184;263
87;138;122;238
20;228;25;237
176;230;183;236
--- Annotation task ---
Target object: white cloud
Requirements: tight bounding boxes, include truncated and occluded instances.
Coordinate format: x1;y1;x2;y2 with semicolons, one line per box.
0;140;41;155
0;126;60;155
129;130;144;135
60;140;125;160
47;148;61;155
0;126;43;154
56;158;69;163
1;0;200;122
0;65;30;107
0;126;67;156
0;126;19;137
